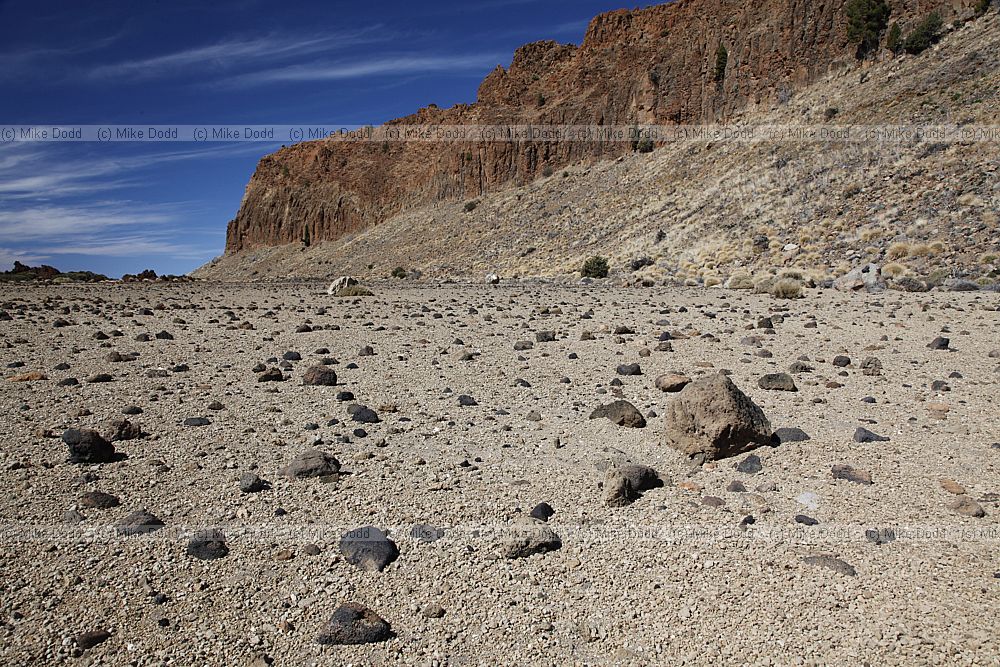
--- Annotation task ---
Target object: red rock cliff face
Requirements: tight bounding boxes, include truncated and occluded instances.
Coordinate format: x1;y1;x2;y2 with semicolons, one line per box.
225;0;972;254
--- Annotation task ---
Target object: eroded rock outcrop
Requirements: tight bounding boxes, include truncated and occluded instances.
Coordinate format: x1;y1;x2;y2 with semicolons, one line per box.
225;0;972;255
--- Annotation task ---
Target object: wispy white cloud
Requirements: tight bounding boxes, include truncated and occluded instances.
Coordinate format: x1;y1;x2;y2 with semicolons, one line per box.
85;29;388;82
222;52;504;87
0;144;239;265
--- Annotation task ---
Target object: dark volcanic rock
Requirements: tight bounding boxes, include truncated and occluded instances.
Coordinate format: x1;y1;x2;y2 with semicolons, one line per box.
75;629;111;650
604;465;663;506
79;491;120;509
187;530;229;560
347;404;380;424
854;427;889;443
589;400;646;428
529;502;555;521
63;429;117;464
616;363;642;376
302;366;338;386
773;427;810;443
116;510;165;536
758;373;797;391
316;603;392;645
339;526;399;572
280;449;341;479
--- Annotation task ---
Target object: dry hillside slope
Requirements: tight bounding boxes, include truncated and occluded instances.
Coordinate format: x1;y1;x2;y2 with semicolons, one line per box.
197;8;999;284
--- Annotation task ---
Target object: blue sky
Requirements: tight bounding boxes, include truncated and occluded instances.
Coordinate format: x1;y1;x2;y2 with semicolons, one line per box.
0;0;631;276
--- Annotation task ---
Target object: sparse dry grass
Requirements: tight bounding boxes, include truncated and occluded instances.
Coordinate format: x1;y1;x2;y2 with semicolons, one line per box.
335;285;374;297
887;242;911;260
883;262;908;278
770;278;804;299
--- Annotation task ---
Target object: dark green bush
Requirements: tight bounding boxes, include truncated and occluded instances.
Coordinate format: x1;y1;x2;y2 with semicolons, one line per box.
581;256;609;279
391;266;407;279
887;22;903;54
463;201;478;212
636;137;655;153
714;44;728;82
903;12;943;55
846;0;891;58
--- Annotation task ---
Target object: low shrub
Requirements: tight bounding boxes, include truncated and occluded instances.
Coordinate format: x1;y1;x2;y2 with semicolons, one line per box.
581;256;609;279
903;12;943;55
390;266;407;279
770;279;804;299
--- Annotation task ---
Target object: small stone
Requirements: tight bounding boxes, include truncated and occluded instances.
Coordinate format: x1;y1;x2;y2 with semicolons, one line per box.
339;526;399;571
832;465;872;485
529;502;555;521
501;517;561;559
802;555;857;576
735;454;763;475
116;510;165;536
939;479;966;495
726;480;747;493
280;449;340;479
948;497;986;518
239;472;270;493
589;400;646;428
422;603;446;619
795;515;819;526
302;366;338;386
316;603;391;645
616;363;642;376
758;373;797;391
63;429;117;464
75;629;111;650
187;530;229;560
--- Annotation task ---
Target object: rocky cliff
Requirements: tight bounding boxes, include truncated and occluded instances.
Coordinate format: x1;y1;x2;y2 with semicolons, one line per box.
224;0;976;255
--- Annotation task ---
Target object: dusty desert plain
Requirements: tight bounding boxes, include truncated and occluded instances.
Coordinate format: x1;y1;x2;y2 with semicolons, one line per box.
0;280;998;666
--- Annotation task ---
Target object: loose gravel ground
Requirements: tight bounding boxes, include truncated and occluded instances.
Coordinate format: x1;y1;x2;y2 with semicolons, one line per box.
1;282;997;666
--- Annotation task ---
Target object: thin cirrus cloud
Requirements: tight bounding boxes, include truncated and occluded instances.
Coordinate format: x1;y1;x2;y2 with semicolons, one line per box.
220;53;505;88
85;28;390;82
